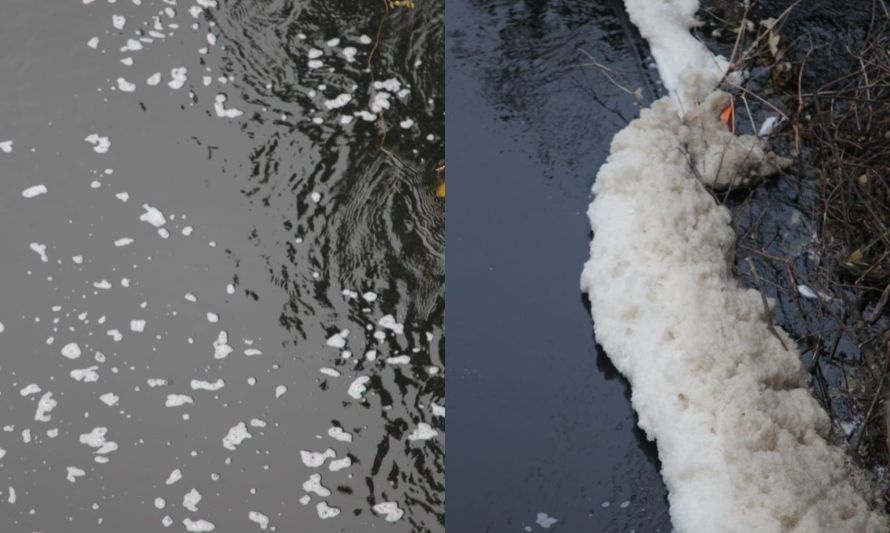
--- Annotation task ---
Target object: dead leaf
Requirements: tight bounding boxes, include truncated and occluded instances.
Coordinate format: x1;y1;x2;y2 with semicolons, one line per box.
768;31;781;57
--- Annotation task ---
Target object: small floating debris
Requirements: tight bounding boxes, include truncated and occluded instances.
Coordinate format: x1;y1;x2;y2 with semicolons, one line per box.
758;116;781;137
536;512;558;529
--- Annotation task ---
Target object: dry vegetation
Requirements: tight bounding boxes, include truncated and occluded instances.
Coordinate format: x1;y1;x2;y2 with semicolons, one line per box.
707;0;890;505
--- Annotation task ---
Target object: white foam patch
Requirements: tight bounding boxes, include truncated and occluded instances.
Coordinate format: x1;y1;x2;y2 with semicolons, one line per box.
183;488;201;512
328;457;351;472
407;422;438;441
324;93;351;110
579;1;887;529
139;203;166;227
34;392;57;422
20;384;41;396
0;140;12;153
222;421;251;450
302;473;330;497
214;94;243;118
191;379;224;391
71;366;100;382
347;376;369;400
117;77;136;92
378;314;404;335
213;330;233;359
300;448;335;468
61;342;82;359
30;242;48;262
248;511;270;530
66;466;86;483
165;468;182;485
99;392;119;406
182;518;215;532
168;67;187;90
122;38;142;52
84;133;111;153
165;394;193;407
22;185;48;198
373;502;404;523
316;501;340;519
326;329;348;348
327;427;352;443
79;427;118;455
536;513;558;529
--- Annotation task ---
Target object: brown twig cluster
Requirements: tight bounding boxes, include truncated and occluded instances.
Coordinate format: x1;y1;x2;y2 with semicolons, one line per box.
802;29;890;292
706;0;890;506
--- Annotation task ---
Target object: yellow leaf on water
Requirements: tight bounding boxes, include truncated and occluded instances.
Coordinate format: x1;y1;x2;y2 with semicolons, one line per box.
435;182;446;199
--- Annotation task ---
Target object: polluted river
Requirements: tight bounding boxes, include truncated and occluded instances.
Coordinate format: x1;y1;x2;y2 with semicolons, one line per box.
0;0;443;531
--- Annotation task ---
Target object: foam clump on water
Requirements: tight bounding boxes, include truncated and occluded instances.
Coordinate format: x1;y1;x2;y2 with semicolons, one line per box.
623;0;732;110
580;1;889;530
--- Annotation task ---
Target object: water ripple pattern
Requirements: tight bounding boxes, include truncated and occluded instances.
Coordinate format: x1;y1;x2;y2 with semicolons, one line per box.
0;0;443;531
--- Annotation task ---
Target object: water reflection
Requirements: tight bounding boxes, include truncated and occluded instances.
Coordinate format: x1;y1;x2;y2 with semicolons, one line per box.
0;0;443;530
206;0;445;529
447;0;670;530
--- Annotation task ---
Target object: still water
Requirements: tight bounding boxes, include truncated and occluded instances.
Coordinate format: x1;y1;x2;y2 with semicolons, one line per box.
447;0;671;531
0;0;442;531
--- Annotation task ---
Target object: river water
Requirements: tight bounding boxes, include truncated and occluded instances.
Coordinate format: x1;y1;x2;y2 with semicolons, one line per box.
0;1;442;532
448;0;884;531
447;0;672;531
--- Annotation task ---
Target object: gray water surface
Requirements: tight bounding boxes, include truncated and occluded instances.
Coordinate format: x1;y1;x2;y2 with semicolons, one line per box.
0;1;442;531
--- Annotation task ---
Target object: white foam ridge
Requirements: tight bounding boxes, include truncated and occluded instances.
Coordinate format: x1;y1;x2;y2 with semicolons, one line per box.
580;1;888;531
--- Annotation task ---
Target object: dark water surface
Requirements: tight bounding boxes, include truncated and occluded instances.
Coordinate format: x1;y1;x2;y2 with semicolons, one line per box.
0;1;442;531
447;0;671;531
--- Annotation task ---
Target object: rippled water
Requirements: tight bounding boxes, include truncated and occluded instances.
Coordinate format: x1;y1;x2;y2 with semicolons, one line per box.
0;0;442;531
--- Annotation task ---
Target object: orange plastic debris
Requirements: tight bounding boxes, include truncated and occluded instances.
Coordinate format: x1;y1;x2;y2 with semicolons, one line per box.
720;104;734;129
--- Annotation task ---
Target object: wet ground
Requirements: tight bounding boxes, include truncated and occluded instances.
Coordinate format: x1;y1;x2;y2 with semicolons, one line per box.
0;1;442;532
447;0;672;531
